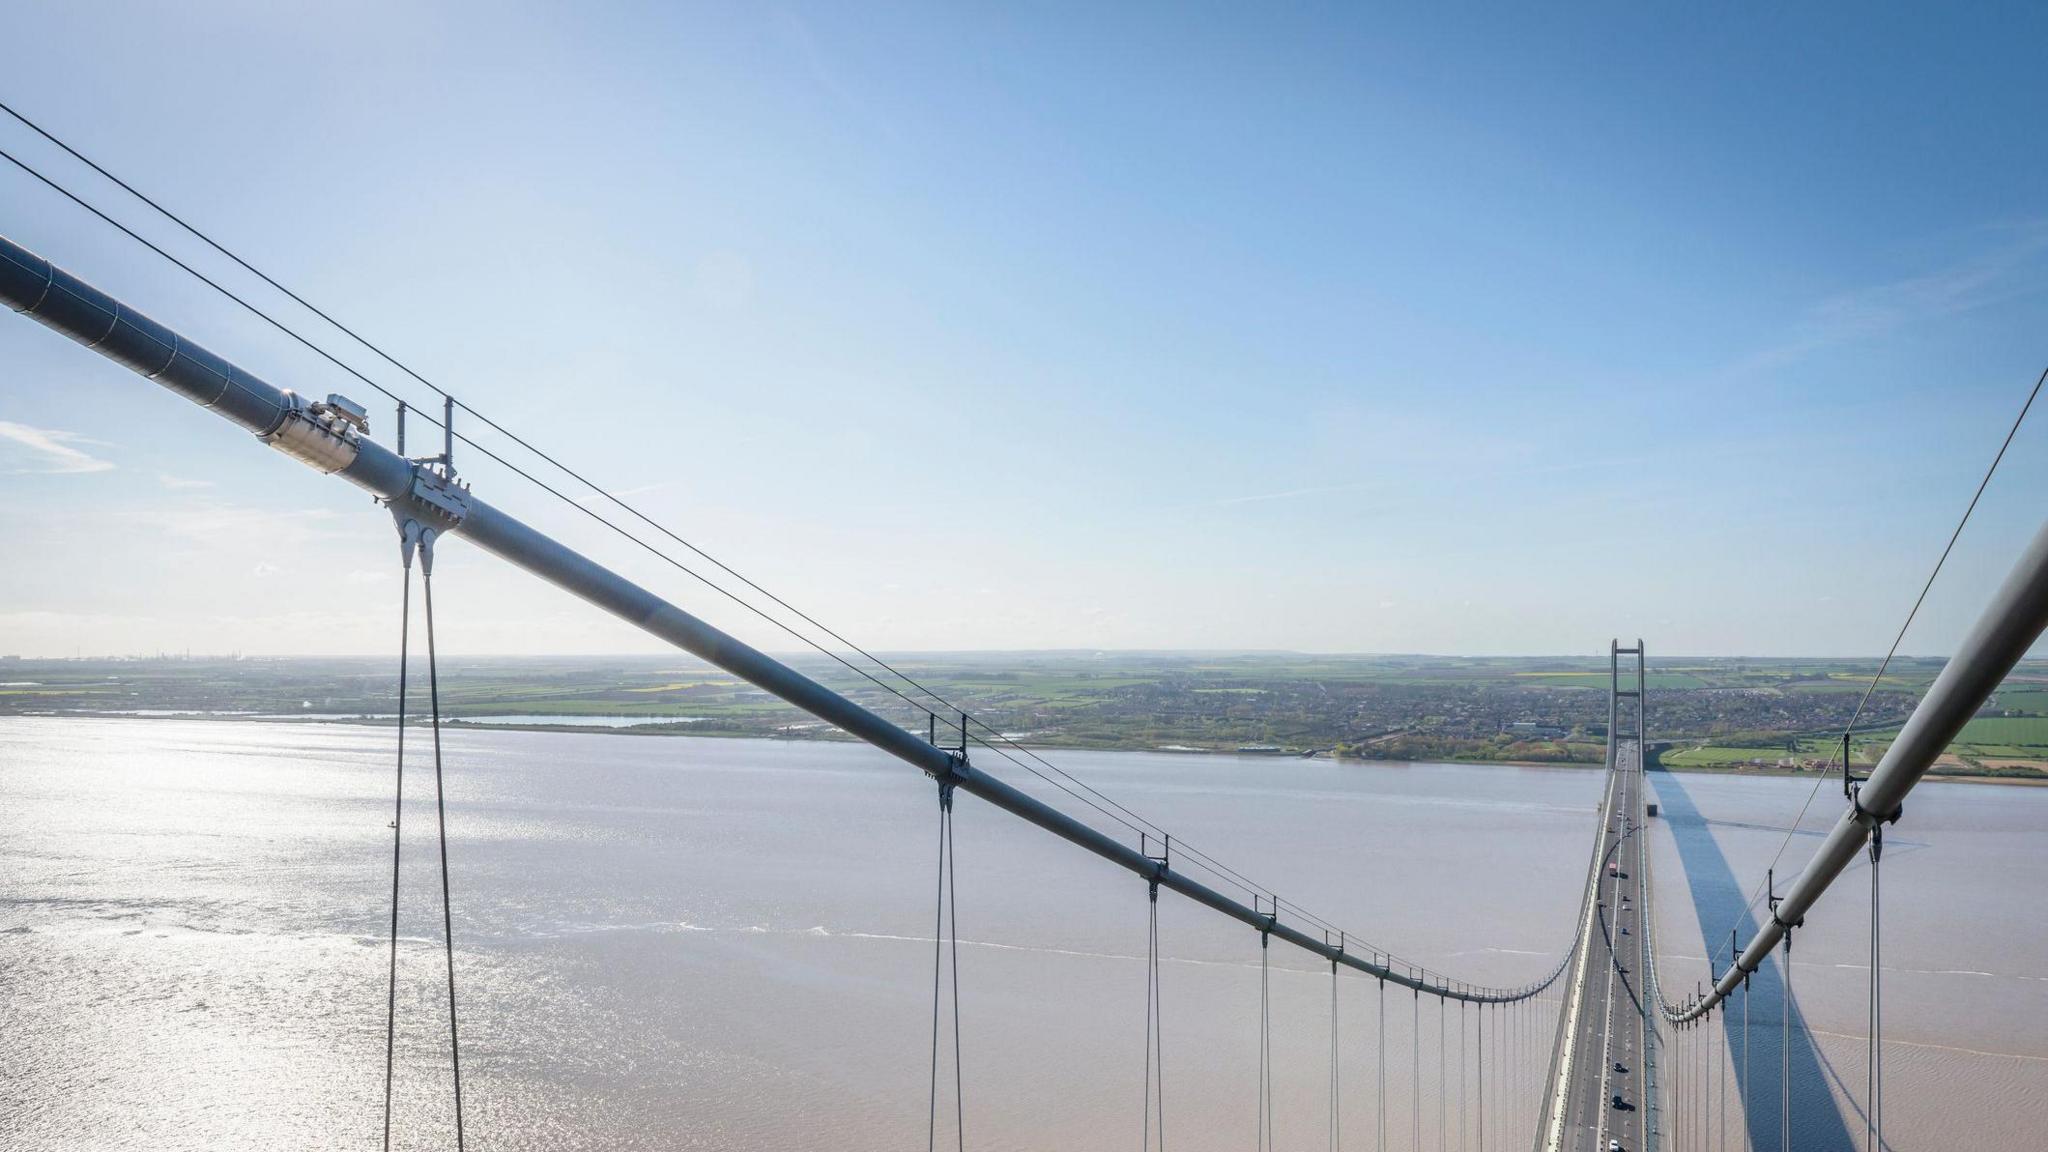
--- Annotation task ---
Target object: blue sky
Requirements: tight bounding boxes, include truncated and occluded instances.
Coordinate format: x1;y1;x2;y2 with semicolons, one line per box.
2;2;2045;657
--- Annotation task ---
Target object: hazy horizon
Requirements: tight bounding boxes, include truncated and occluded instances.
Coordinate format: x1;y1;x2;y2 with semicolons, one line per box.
0;648;1987;664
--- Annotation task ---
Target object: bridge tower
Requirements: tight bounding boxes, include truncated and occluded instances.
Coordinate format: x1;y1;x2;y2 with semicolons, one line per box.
1611;639;1645;767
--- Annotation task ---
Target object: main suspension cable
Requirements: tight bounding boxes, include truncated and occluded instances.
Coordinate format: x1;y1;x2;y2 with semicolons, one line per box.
0;139;1166;850
1697;361;2048;979
0;97;954;731
0;111;1575;1007
0;102;1204;848
0;95;1202;857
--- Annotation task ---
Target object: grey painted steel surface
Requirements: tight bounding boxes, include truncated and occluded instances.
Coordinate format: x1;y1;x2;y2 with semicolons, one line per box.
1664;516;2048;1024
1;231;1564;1005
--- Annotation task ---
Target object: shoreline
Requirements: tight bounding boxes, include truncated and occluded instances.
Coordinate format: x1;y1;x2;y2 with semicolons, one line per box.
10;710;2046;787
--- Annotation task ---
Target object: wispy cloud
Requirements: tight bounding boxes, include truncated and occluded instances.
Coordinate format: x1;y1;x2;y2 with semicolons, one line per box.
0;420;115;474
775;9;904;146
1213;481;1379;507
157;473;215;490
1201;453;1646;510
576;480;670;507
1730;220;2048;375
154;504;341;546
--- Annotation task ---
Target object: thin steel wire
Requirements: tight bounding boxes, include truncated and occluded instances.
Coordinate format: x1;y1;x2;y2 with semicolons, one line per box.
927;789;965;1152
380;562;411;1151
1329;960;1340;1152
0;132;1169;851
0;101;1347;940
419;564;466;1150
1867;829;1884;1152
929;798;943;1152
1143;884;1164;1152
1377;978;1386;1152
1781;937;1792;1152
3;98;1238;881
1698;364;2048;978
950;809;964;1152
0;108;1579;1007
1259;933;1273;1152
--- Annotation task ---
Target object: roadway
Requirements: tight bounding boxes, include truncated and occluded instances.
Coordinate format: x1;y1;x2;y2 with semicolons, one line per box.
1555;738;1649;1152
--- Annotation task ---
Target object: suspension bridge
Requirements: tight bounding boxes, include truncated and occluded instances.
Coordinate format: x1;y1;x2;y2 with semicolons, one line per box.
6;121;2048;1151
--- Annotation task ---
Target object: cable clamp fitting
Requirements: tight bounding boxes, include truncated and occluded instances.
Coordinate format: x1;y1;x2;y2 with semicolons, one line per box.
1765;866;1802;932
1141;832;1170;871
1849;780;1903;827
261;390;363;474
404;464;471;529
1141;831;1168;896
391;513;423;571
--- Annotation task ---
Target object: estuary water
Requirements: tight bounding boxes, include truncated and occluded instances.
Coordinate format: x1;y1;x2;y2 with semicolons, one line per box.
0;718;2043;1150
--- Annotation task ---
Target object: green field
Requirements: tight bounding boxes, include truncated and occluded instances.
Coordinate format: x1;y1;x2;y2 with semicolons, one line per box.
4;653;2045;777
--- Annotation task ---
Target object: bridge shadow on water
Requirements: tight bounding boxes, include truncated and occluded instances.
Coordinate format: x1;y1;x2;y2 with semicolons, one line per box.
1649;767;1857;1152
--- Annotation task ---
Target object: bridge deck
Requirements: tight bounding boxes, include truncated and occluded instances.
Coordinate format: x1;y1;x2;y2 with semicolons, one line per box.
1555;738;1650;1152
